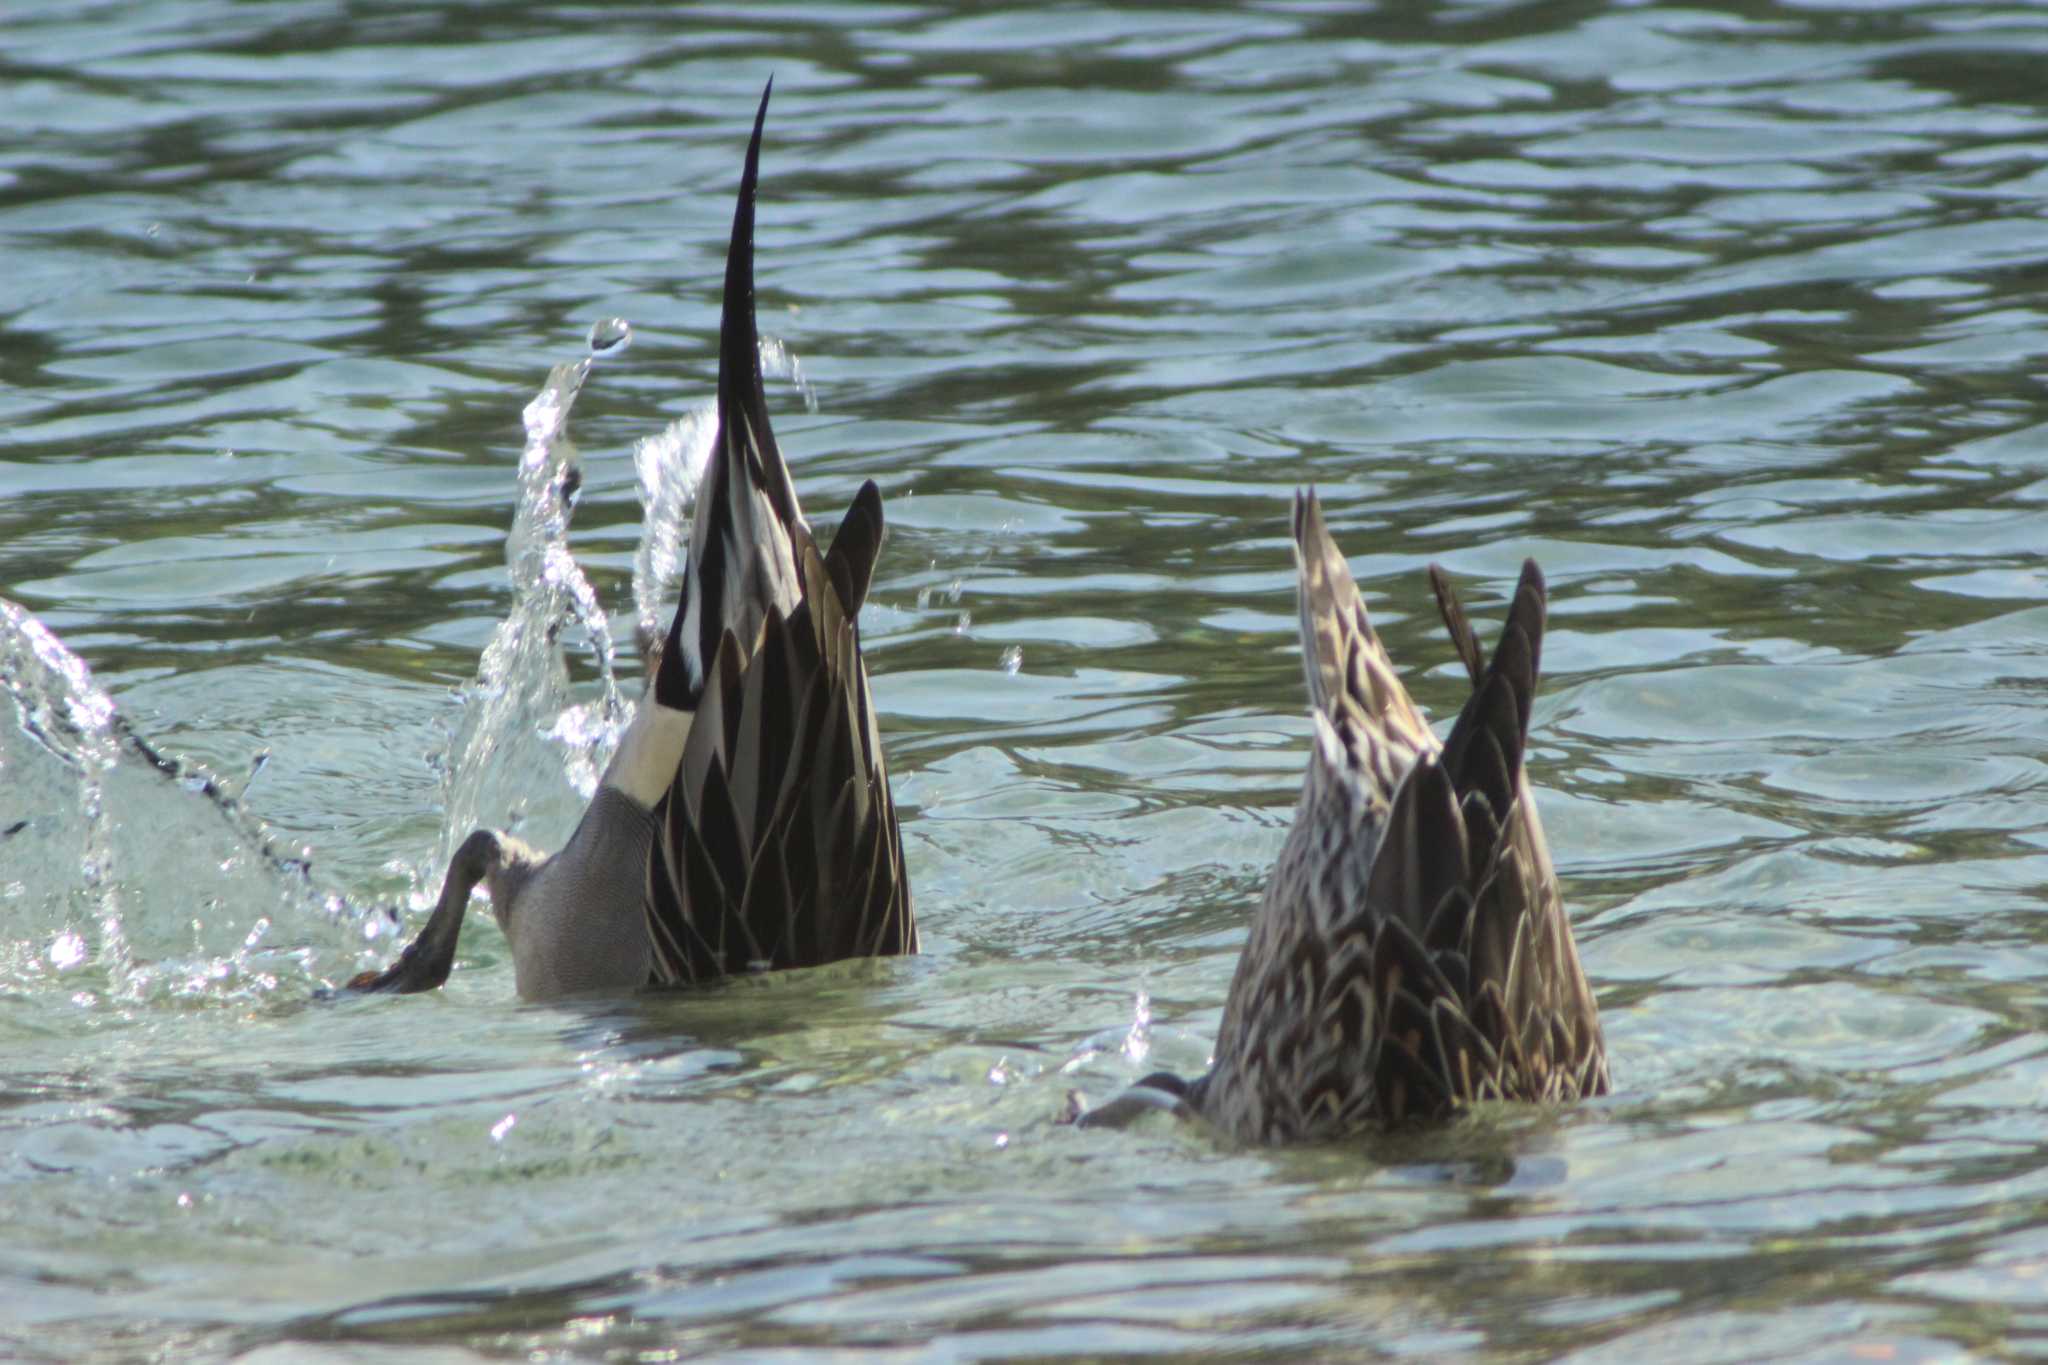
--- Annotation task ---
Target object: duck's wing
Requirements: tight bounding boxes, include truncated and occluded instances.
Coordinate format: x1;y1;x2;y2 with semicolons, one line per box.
627;81;914;984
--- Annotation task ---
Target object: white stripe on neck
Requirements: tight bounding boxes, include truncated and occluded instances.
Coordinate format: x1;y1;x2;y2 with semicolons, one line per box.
602;694;693;808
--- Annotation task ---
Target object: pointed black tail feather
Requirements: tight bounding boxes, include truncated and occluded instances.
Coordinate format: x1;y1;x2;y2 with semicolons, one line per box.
719;78;803;535
1436;559;1545;828
654;79;804;716
1428;564;1486;689
824;480;887;617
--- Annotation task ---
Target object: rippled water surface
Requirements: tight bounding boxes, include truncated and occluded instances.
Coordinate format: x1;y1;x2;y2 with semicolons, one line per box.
6;2;2048;1359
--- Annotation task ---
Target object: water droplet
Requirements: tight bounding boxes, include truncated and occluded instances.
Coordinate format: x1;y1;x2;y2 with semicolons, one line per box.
587;316;632;357
999;646;1022;675
490;1113;517;1143
1123;990;1153;1064
756;336;817;412
953;610;971;636
47;930;86;970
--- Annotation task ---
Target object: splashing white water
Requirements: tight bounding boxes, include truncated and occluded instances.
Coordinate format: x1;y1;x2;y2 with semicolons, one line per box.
0;323;824;1003
631;403;716;662
625;334;810;672
757;335;818;414
0;599;354;1003
0;598;126;986
436;328;804;865
438;358;630;865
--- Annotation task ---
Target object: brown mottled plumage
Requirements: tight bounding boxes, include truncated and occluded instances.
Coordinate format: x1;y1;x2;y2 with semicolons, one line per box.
349;81;914;1001
1080;489;1605;1140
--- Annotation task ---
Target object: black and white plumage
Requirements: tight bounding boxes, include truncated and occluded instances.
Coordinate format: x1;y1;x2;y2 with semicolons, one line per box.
1083;489;1606;1141
351;82;915;1000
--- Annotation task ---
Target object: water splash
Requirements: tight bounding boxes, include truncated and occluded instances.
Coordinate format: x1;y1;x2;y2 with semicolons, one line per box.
0;599;355;1003
757;335;818;414
1;597;126;987
1122;989;1153;1066
623;334;802;670
1059;993;1152;1077
630;403;716;666
435;321;783;862
1;324;818;1003
437;358;631;864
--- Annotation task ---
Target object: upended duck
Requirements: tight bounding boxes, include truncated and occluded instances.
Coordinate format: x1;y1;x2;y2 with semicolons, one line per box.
350;84;914;1000
1076;492;1608;1141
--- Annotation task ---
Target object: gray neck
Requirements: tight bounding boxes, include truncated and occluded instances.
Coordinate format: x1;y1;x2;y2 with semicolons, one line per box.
499;786;659;999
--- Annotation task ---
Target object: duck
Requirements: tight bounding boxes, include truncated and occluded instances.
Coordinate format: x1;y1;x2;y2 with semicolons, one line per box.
1077;490;1607;1140
349;81;915;1000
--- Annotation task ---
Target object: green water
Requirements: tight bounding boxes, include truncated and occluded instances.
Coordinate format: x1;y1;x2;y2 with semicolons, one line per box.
5;2;2048;1359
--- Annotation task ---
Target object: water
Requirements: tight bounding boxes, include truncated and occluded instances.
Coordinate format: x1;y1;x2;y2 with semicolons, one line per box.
5;1;2048;1358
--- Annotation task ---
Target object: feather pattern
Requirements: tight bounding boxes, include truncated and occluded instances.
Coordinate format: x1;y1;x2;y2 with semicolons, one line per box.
1181;488;1607;1141
638;83;914;982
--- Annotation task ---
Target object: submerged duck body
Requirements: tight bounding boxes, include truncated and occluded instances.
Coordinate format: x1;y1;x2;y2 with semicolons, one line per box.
1096;491;1607;1142
352;83;914;1001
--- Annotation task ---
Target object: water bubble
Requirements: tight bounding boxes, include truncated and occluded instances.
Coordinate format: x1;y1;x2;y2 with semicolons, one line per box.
587;316;632;357
953;610;971;636
999;646;1022;675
